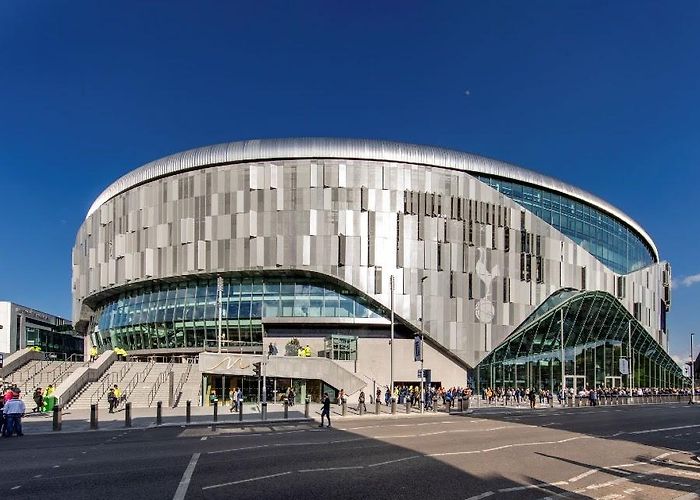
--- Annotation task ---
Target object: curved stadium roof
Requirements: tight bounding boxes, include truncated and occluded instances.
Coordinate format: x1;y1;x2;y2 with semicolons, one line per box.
86;137;658;262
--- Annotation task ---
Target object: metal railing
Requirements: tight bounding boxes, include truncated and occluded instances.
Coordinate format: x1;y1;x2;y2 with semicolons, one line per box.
89;373;119;405
123;359;156;401
203;340;264;354
172;362;193;408
147;361;174;407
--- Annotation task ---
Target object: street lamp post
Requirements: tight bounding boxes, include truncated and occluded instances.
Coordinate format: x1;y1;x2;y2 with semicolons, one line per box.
691;333;695;404
390;275;395;401
560;308;565;405
420;276;428;415
216;276;223;354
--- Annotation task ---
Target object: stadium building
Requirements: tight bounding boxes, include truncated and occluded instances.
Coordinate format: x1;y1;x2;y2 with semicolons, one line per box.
71;138;682;402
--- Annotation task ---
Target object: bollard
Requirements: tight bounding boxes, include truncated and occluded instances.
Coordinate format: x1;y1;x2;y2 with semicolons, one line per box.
575;397;580;407
125;402;132;428
341;401;347;417
459;398;464;412
239;401;243;422
375;400;381;415
53;404;62;432
261;402;268;421
359;403;365;416
305;398;310;418
391;398;397;414
567;396;573;408
284;400;289;419
186;400;191;423
156;401;163;425
213;400;218;422
90;403;98;430
405;401;411;414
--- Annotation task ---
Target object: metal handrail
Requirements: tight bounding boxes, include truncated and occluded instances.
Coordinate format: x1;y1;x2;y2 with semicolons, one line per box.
89;372;119;405
172;363;193;407
147;360;174;407
123;359;156;400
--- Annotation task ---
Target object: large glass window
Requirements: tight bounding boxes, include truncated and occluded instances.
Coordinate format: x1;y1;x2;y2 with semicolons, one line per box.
90;275;384;351
477;176;655;274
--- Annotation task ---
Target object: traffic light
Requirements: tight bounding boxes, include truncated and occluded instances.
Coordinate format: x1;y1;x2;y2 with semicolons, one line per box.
253;362;261;377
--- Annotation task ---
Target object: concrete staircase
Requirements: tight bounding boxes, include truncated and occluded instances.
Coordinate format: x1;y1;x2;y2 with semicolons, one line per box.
122;362;175;408
176;363;201;407
5;360;86;397
67;361;135;410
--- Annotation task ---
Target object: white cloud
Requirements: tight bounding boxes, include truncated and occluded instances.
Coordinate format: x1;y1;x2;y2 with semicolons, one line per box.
671;353;690;368
682;273;700;287
672;273;700;288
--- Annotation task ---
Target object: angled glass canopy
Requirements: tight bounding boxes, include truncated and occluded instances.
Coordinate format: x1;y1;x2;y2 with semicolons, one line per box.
476;289;685;391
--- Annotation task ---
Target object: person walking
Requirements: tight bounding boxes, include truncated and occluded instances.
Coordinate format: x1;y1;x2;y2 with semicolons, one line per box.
32;387;43;413
3;391;26;437
89;345;98;362
319;392;331;428
229;387;237;412
357;390;366;413
528;388;537;409
108;387;117;413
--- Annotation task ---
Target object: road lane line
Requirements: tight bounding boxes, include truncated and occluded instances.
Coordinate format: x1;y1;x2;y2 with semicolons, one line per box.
368;455;421;467
465;492;495;500
202;471;291;490
498;481;569;492
172;452;200;500
298;466;365;473
630;424;700;435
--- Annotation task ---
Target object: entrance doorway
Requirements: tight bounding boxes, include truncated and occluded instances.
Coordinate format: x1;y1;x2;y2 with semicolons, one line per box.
604;376;622;388
565;375;586;393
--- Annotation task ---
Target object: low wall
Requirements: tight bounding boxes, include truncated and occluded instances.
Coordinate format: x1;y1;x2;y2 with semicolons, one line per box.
55;351;116;406
0;348;44;379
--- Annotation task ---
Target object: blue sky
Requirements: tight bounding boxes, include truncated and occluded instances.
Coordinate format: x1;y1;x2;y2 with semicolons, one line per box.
1;1;698;362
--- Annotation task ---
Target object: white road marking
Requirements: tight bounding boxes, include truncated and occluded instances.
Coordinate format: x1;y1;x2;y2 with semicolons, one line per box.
630;424;700;435
298;466;365;473
465;492;495;500
203;471;291;490
568;462;643;482
200;436;207;441
53;465;60;469
11;486;21;490
172;452;200;500
499;481;569;492
368;455;421;467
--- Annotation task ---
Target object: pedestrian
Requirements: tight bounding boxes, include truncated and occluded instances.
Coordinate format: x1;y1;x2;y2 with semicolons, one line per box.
229;387;237;412
236;387;243;410
108;388;117;413
319;392;331;428
384;388;391;406
287;387;295;407
33;387;44;413
89;345;98;362
357;390;366;413
3;391;25;437
376;388;382;405
528;388;537;409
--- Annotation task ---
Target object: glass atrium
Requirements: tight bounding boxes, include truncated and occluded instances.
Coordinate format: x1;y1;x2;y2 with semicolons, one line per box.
89;276;383;351
476;289;684;392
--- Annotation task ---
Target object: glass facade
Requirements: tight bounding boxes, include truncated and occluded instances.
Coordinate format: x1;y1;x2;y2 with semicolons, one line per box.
476;290;684;391
89;276;383;351
477;175;655;274
25;323;83;356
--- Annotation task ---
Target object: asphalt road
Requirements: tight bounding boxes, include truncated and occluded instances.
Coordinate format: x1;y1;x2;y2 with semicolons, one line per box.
2;403;700;499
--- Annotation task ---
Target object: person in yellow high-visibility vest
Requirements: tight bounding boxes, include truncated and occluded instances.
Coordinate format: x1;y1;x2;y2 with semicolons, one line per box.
89;346;98;362
303;345;311;357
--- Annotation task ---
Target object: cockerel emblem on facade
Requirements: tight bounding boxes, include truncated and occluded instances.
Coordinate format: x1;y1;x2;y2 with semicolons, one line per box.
475;247;498;323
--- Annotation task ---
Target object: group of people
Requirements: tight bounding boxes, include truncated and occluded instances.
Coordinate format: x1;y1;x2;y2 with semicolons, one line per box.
483;387;552;407
107;384;124;413
1;386;26;437
227;387;244;412
32;384;56;413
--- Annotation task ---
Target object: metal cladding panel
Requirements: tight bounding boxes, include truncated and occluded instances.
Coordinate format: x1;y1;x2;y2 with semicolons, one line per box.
85;138;657;262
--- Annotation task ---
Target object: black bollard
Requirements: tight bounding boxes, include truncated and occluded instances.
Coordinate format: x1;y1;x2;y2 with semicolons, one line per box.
261;402;267;421
53;404;62;432
391;398;397;414
125;402;132;427
359;403;365;416
459;398;464;412
305;398;310;418
213;400;218;422
341;401;347;416
90;404;98;430
156;401;163;425
239;401;243;422
284;400;289;419
405;401;410;414
375;400;381;415
186;400;191;423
